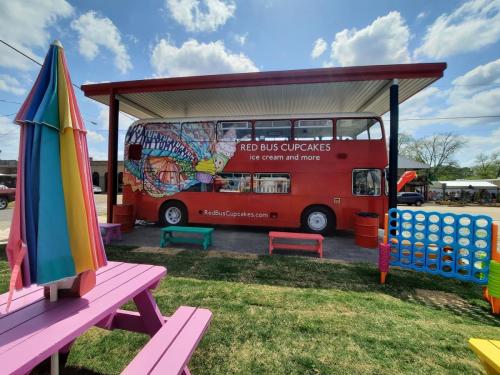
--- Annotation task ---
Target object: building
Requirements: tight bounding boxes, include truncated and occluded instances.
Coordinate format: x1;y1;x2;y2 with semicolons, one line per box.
429;179;499;202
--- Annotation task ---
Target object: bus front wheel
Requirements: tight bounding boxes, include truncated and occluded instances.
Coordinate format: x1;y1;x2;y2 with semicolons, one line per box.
159;201;187;227
301;206;335;235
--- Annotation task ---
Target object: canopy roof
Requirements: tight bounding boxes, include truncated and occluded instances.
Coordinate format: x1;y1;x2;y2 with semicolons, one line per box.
398;155;430;170
438;180;497;189
81;63;446;120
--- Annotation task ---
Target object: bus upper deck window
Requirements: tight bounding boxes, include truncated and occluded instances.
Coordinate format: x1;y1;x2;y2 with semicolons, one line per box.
295;119;333;140
352;169;382;196
255;120;291;141
336;118;383;140
217;122;252;142
181;122;215;141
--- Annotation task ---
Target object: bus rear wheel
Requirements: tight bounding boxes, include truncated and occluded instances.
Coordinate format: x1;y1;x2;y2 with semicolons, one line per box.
301;206;335;235
159;201;187;227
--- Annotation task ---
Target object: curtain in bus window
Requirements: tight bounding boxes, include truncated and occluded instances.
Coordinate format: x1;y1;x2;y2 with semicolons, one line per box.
295;119;333;140
255;120;291;141
217;121;252;142
352;169;381;196
336;119;382;140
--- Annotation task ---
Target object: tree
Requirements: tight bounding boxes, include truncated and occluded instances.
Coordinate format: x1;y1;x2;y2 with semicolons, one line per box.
402;132;466;180
473;152;500;179
397;133;415;159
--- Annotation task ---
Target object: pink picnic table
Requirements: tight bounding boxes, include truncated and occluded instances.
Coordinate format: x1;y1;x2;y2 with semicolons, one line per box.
0;261;209;374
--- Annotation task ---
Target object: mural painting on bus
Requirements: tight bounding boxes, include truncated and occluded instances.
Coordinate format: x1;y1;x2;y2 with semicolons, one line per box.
124;122;238;197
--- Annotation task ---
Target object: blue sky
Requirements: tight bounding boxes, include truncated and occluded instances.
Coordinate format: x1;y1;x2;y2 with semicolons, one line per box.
0;0;499;165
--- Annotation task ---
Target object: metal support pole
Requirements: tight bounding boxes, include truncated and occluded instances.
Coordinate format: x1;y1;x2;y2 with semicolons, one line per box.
388;79;399;209
107;94;119;223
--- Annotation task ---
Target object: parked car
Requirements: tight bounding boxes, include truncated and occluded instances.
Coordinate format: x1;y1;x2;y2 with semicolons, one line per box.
93;185;102;194
397;192;425;206
0;186;16;209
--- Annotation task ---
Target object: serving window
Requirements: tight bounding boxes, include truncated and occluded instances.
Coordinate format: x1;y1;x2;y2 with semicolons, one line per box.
215;173;251;193
295;119;333;140
255;120;292;141
352;169;382;196
217;121;252;142
336;118;383;140
253;173;290;194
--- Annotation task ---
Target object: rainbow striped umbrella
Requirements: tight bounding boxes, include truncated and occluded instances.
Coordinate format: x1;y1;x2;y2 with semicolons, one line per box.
5;41;107;307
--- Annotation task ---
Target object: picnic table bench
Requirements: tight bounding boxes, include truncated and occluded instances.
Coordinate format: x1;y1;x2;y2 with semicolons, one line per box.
99;223;122;245
469;338;500;375
0;261;212;374
269;231;324;258
160;226;214;250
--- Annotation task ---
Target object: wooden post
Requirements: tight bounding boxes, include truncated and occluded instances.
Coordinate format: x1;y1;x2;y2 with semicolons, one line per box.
107;93;119;223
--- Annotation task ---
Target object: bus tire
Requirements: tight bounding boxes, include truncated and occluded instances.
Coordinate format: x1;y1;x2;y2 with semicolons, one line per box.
301;205;335;235
159;200;188;227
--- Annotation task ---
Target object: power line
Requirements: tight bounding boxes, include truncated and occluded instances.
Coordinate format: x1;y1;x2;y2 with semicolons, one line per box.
0;39;136;126
0;40;42;67
0;112;17;118
0;99;22;105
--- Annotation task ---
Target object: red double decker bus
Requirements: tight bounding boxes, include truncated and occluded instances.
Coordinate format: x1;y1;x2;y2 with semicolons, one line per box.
123;113;387;234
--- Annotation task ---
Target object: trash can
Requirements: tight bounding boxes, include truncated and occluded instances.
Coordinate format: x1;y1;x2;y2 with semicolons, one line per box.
355;212;379;248
112;204;135;233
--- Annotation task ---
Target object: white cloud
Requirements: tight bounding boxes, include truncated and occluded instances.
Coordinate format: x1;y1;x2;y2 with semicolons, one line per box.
417;12;426;20
95;104;135;130
0;75;26;95
165;0;236;32
71;11;132;74
0;0;73;70
151;38;258;77
457;128;500;166
87;130;105;143
452;58;500;87
233;32;248;46
330;11;411;66
0;117;20;159
311;38;327;59
415;0;500;59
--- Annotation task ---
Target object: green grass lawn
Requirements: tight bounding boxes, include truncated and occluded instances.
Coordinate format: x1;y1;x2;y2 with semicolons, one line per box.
2;244;500;374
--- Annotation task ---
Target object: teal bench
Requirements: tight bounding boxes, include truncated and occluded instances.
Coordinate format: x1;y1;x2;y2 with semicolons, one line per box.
160;226;214;250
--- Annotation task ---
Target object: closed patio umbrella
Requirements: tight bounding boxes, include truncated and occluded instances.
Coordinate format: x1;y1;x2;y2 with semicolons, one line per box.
5;40;107;308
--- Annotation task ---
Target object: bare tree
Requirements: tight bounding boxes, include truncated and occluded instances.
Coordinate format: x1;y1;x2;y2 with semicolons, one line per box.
474;152;500;179
407;133;466;177
397;133;415;158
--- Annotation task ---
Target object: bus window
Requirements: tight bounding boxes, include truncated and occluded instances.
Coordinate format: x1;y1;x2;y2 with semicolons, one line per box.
253;173;290;194
255;120;291;141
215;173;251;193
295;119;333;140
336;118;383;140
181;122;215;141
352;169;381;196
217;121;252;142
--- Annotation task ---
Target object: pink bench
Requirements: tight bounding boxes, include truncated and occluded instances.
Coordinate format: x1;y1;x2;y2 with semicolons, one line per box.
123;306;212;375
99;223;122;245
269;231;324;258
0;262;212;374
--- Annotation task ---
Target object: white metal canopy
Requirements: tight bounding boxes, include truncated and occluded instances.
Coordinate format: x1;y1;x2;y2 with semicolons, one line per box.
82;63;446;120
